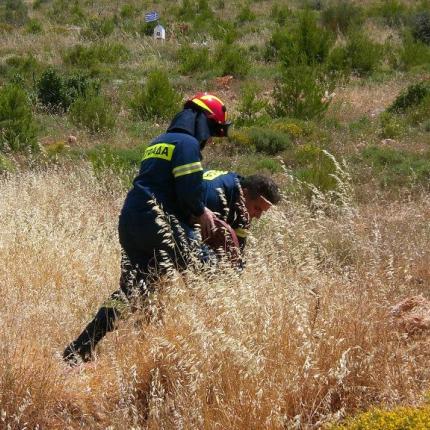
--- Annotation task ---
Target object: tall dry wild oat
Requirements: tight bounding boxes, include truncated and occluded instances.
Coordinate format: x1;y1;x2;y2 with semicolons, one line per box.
0;165;429;429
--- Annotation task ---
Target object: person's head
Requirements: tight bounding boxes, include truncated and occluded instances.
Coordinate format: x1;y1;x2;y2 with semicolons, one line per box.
184;92;231;140
239;175;281;220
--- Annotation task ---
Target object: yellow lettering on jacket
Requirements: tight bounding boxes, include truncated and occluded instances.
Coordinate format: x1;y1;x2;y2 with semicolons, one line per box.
142;143;175;161
203;170;228;180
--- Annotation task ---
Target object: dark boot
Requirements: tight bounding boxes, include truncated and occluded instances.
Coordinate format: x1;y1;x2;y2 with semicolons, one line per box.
63;306;119;365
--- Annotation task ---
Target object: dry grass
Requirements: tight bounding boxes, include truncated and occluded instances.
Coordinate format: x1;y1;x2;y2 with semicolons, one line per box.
1;165;430;429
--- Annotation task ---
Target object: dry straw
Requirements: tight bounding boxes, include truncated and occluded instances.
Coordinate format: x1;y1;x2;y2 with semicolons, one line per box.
0;163;429;429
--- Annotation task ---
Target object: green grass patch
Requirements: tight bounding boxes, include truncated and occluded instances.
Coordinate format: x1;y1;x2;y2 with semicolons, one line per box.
361;145;430;188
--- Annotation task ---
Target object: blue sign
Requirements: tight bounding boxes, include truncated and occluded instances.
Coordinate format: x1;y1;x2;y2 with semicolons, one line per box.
145;11;159;23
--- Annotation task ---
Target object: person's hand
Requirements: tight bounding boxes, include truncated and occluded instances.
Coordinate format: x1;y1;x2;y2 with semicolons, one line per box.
197;207;216;240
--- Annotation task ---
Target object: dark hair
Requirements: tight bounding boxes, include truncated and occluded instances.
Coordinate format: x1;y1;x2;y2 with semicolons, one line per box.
239;175;281;204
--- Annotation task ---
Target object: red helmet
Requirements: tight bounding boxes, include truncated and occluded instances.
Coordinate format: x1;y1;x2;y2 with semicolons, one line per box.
184;92;231;137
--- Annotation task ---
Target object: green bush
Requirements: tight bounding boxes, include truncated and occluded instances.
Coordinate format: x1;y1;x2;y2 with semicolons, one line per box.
321;1;364;34
411;11;430;45
361;146;430;188
69;94;116;133
37;68;99;112
25;18;43;34
63;43;130;68
373;0;409;27
229;127;291;155
329;32;382;77
271;65;331;120
270;3;291;26
1;0;28;26
81;17;116;40
398;32;430;70
86;144;144;187
247;127;291;154
0;152;15;172
266;10;333;66
347;32;382;76
0;84;38;152
177;44;211;74
379;112;406;138
47;0;85;25
236;4;256;24
0;55;41;84
120;4;136;19
294;144;337;192
129;70;181;121
387;81;430;113
215;42;249;78
235;83;268;126
406;94;430;126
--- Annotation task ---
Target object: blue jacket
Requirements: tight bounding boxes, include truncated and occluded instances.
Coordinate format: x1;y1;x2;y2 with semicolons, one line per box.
122;109;211;222
202;170;250;250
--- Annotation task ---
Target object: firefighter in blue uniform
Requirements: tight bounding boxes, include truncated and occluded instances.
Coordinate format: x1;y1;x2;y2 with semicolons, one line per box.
63;93;231;364
201;170;281;253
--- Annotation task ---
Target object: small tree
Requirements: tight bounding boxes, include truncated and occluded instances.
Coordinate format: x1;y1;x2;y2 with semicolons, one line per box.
271;65;331;120
130;70;181;120
0;84;37;152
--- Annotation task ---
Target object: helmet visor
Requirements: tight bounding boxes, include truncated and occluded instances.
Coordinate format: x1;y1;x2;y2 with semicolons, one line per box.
209;120;232;137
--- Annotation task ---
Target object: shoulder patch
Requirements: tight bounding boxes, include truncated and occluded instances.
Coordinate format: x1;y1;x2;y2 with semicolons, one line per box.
142;143;175;161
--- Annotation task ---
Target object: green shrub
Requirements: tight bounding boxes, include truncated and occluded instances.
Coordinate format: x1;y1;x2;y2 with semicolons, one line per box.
348;32;382;76
388;81;430;113
69;94;116;133
81;17;116;39
270;3;291;26
266;10;333;66
271;65;331;120
265;11;333;65
294;144;337;192
215;42;249;78
235;83;268;127
63;43;129;68
0;152;15;172
321;1;364;34
398;32;430;70
248;127;291;154
0;55;41;84
120;4;136;19
373;0;409;27
236;4;256;24
86;144;145;187
129;70;181;121
361;146;430;188
406;94;430;126
0;84;38;152
37;68;99;112
25;18;43;34
177;44;211;74
47;0;85;25
379;112;406;138
230;127;291;155
1;0;28;26
411;11;430;45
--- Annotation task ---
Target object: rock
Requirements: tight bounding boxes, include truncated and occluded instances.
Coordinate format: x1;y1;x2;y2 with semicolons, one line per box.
214;75;234;89
67;135;77;145
390;295;430;334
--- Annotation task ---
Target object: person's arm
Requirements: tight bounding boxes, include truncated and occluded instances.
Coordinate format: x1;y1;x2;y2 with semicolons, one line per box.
172;138;216;237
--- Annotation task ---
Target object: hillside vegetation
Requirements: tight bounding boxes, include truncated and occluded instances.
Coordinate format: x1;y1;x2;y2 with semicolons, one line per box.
1;0;430;428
